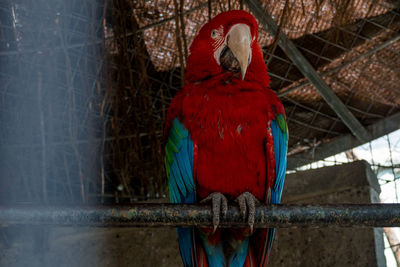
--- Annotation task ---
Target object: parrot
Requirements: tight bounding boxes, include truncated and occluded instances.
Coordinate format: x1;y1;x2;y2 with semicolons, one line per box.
164;10;288;267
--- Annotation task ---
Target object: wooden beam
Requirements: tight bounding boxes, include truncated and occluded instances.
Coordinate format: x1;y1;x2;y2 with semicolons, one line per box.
287;112;400;169
245;0;371;143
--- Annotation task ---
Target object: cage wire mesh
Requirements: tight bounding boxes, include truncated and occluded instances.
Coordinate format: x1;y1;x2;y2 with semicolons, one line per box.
0;0;399;205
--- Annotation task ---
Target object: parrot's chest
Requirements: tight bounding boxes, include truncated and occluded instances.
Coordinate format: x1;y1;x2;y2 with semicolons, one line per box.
182;89;271;201
182;89;270;135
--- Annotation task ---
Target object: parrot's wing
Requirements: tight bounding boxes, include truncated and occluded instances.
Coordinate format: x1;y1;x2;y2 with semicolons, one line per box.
165;117;197;267
270;114;288;204
165;117;195;203
255;114;288;267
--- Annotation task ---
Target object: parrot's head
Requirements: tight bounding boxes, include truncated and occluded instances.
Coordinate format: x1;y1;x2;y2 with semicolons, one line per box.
185;10;269;86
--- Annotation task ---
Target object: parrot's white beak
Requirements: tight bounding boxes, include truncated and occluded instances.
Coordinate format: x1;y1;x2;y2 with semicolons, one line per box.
226;24;252;80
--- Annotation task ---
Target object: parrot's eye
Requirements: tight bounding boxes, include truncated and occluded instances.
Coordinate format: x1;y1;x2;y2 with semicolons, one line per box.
211;29;217;39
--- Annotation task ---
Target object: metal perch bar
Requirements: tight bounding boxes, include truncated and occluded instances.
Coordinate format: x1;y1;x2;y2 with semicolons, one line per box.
1;204;400;228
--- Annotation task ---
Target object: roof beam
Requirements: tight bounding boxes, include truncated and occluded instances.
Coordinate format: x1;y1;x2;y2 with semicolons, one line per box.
287;112;400;170
277;34;400;97
245;0;370;143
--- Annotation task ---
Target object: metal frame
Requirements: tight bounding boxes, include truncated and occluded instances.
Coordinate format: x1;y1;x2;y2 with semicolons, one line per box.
287;112;400;169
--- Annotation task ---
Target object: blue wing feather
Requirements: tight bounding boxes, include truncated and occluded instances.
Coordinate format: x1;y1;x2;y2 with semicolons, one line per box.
270;116;288;204
171;158;187;196
168;178;179;203
165;118;196;267
264;115;288;258
178;139;194;189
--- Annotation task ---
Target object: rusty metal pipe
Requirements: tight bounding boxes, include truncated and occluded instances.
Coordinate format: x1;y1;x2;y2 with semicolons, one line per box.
1;204;400;228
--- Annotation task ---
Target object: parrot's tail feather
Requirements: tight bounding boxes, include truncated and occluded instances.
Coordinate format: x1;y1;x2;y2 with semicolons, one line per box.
243;245;257;267
196;241;209;267
260;228;275;267
249;228;275;267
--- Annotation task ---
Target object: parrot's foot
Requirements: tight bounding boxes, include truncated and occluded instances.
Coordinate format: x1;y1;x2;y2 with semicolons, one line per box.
200;192;228;232
235;192;259;233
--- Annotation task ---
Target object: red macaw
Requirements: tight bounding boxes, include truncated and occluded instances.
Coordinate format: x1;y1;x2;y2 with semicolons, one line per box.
164;10;288;267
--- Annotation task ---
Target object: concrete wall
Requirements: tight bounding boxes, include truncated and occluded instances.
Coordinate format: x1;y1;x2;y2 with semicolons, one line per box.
0;161;385;267
269;160;385;267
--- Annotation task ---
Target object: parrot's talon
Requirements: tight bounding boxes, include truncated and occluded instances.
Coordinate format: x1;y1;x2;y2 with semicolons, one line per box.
235;192;259;232
201;192;228;231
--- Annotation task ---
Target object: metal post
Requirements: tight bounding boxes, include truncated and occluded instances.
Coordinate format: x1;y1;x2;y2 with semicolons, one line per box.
1;204;400;227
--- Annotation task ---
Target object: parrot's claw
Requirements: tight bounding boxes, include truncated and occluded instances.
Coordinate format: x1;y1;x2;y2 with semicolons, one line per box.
235;192;259;233
200;192;228;232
